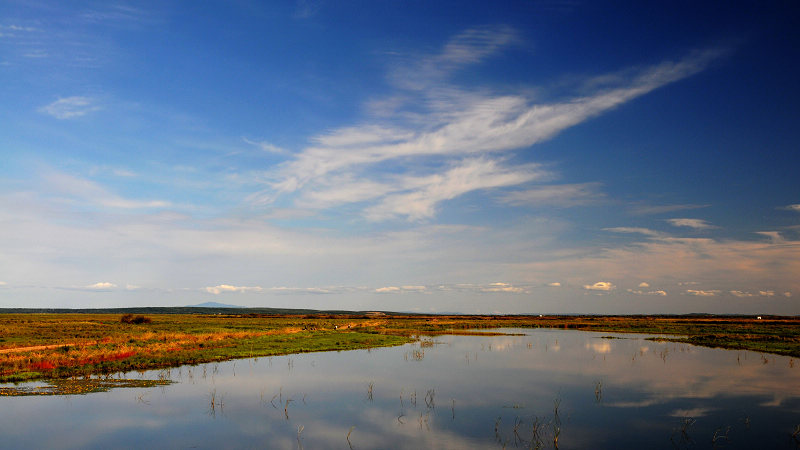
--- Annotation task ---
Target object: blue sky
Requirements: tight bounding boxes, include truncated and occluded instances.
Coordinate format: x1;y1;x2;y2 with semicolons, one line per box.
1;1;799;313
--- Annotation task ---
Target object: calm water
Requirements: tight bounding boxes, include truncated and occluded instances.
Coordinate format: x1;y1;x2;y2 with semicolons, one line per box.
2;329;800;449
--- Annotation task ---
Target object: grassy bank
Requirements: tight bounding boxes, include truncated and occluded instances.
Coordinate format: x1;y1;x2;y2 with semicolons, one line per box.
1;313;798;382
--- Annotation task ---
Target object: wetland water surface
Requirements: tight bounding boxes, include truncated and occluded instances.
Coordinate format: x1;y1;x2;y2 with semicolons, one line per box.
2;329;800;449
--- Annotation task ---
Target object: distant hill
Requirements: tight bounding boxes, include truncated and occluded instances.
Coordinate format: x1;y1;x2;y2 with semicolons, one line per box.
188;302;244;308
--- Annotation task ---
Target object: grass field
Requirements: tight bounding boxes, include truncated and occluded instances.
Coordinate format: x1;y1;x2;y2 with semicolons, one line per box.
1;313;798;382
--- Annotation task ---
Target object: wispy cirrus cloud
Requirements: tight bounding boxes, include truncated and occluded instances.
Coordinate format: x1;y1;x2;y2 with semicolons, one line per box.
501;183;604;208
628;204;710;216
388;25;520;90
247;27;726;222
604;227;665;238
756;231;784;244
730;290;775;298
242;137;291;156
628;288;667;296
667;218;717;230
783;204;800;212
38;96;102;119
375;285;427;294
204;284;263;294
85;282;117;290
362;158;545;221
79;3;151;24
0;24;39;37
275;50;723;193
43;170;170;210
687;289;719;296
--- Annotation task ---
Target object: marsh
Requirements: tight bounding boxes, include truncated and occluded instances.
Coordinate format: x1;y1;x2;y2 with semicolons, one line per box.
2;329;799;449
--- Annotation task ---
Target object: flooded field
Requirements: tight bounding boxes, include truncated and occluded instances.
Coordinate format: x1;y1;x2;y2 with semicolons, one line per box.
2;329;800;449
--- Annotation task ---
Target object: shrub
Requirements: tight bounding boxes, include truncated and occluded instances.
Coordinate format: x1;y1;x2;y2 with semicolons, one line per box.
120;314;152;324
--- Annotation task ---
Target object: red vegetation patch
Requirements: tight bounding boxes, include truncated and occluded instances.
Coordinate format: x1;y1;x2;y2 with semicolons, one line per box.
31;361;56;370
76;351;137;366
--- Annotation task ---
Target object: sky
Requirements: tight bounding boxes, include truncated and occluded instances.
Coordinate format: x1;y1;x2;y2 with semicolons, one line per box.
1;1;799;314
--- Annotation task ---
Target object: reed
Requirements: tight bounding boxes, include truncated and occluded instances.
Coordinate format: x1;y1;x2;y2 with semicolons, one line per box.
711;426;730;448
530;416;544;450
296;425;304;450
671;417;695;447
284;398;293;420
552;398;562;449
594;380;603;403
425;389;435;408
208;388;223;417
513;417;524;445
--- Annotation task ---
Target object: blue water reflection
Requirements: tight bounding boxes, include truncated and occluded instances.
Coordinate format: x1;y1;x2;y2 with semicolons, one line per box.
2;329;800;449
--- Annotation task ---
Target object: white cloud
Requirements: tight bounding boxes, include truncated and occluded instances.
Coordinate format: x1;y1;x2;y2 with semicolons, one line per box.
428;283;530;295
86;282;116;290
638;282;650;288
687;289;719;297
38;96;102;119
548;282;561;287
296;176;393;209
604;227;664;238
374;286;401;293
627;288;667;296
267;286;342;295
514;237;800;299
667;218;716;230
730;290;755;297
43;170;170;209
756;231;784;244
242;137;291;155
252;35;724;222
759;290;775;297
373;285;428;294
388;25;520;90
205;284;263;294
629;204;710;216
402;285;427;291
584;281;615;291
783;204;800;212
0;281;7;286
481;282;525;293
363;158;544;221
374;285;427;294
0;25;38;32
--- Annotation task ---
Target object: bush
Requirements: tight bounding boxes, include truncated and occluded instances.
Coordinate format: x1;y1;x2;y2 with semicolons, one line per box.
120;314;152;324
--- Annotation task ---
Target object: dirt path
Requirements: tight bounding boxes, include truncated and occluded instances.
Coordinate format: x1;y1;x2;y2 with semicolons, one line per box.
0;344;77;354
